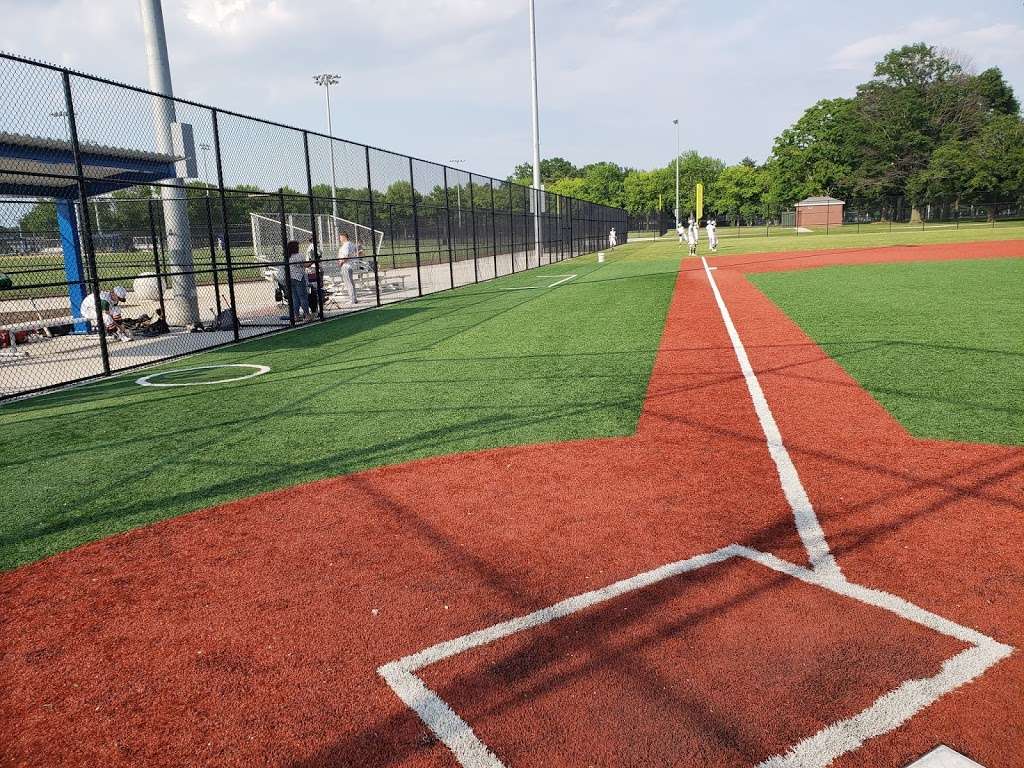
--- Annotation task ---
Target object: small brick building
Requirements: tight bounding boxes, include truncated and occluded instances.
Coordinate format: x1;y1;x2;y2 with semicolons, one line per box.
795;196;844;229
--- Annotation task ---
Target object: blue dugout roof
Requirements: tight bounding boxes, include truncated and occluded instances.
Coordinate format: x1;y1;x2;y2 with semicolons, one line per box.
0;131;178;198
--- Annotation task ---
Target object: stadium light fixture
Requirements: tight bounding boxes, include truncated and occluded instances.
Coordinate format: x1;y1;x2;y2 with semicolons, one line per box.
313;73;342;221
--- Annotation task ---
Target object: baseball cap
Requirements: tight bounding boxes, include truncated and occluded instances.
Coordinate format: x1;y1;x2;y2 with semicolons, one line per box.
112;286;128;300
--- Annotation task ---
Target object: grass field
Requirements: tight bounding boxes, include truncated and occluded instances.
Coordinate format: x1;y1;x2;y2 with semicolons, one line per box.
0;247;678;570
648;219;1024;256
748;258;1024;445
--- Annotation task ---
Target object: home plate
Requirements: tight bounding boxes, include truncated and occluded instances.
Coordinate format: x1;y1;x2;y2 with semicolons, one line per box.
904;745;987;768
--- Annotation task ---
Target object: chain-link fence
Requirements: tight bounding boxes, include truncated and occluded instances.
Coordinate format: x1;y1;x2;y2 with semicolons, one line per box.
0;53;627;401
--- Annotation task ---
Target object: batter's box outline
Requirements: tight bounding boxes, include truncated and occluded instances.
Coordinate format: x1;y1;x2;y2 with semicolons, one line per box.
379;545;1012;768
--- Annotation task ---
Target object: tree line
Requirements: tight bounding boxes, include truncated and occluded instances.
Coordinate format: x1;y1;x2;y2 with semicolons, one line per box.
511;44;1024;221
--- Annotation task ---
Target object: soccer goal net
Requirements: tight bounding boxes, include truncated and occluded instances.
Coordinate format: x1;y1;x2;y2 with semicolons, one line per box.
250;213;384;261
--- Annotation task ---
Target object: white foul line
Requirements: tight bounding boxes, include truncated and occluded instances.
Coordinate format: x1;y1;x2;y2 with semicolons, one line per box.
700;256;843;581
379;545;1012;768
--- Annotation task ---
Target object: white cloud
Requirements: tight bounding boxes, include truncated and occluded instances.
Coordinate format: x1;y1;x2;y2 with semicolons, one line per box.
183;0;294;37
831;17;1024;74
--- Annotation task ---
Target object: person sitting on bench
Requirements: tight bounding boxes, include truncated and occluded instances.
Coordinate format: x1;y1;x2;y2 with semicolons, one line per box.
80;285;133;342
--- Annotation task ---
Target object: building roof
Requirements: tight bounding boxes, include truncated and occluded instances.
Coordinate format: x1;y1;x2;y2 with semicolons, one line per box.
795;195;845;206
0;131;179;199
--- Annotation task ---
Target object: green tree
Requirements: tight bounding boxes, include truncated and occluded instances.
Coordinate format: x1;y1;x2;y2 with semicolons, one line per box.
511;157;579;185
714;163;769;219
770;98;861;203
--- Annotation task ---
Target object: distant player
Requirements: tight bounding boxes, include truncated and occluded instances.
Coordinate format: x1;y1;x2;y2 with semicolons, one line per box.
676;222;685;244
706;218;718;252
686;219;698;256
608;227;617;248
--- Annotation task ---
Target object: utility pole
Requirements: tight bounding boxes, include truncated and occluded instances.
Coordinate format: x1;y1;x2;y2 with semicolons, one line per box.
450;160;466;229
528;0;543;265
313;73;341;237
673;119;680;227
139;0;199;324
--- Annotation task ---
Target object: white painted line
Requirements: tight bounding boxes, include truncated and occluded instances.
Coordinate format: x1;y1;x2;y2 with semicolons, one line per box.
903;745;987;768
135;363;270;387
495;274;577;291
546;273;577;288
700;256;843;580
379;545;1012;768
378;663;505;768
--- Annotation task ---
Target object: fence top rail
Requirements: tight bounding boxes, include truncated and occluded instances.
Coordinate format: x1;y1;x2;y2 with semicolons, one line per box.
0;50;625;219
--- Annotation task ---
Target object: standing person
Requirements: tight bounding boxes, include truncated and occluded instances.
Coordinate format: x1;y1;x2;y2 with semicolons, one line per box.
686;219;698;256
337;231;359;305
676;221;686;245
706;218;718;252
608;227;617;248
285;240;311;321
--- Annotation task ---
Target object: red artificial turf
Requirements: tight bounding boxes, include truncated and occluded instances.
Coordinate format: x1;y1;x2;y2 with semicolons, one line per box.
1;241;1021;768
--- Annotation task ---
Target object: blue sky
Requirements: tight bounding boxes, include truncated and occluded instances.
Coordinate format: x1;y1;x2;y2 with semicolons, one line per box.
1;1;1022;179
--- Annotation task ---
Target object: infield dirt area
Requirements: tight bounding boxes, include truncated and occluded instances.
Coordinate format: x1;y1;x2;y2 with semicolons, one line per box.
2;241;1021;768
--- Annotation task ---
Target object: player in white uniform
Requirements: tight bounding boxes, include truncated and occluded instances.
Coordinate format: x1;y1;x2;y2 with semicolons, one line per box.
706;218;718;252
676;222;686;244
337;232;359;305
608;227;617;248
80;285;132;340
686;219;698;256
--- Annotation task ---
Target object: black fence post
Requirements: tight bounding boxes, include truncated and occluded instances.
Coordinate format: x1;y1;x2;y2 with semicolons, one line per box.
204;195;223;317
387;203;397;270
409;157;423;297
278;189;295;326
364;145;382;307
210;109;239;341
468;174;479;283
442;166;455;289
489;179;498;278
509;185;516;273
302;131;325;322
61;70;110;374
147;198;167;321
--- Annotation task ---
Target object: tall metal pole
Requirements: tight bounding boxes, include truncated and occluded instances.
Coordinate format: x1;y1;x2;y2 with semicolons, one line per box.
528;0;543;267
673;118;680;227
138;0;199;325
313;74;341;227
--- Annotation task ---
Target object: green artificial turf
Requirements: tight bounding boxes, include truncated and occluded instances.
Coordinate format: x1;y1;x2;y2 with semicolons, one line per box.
639;219;1024;257
748;257;1024;446
0;243;678;570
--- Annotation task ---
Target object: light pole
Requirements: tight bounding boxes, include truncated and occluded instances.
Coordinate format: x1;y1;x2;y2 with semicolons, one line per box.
528;0;543;265
53;109;102;234
673;118;680;228
449;159;465;229
313;73;341;227
198;142;212;195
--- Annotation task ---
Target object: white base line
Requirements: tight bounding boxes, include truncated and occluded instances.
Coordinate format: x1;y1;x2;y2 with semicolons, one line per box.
700;256;843;581
379;545;1012;768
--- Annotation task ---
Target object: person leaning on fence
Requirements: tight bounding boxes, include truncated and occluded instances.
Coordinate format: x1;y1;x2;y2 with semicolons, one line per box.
80;285;133;341
285;240;312;322
337;232;359;305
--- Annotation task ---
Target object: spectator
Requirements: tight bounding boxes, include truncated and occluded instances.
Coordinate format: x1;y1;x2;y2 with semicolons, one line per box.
286;240;311;321
337;232;358;305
